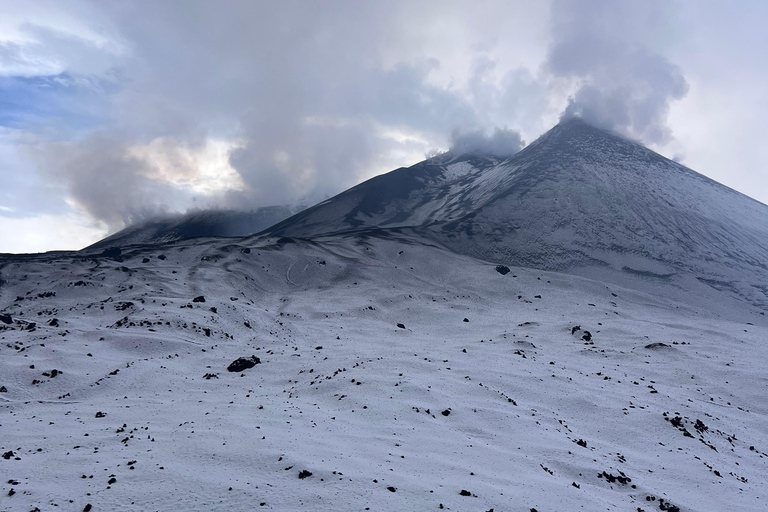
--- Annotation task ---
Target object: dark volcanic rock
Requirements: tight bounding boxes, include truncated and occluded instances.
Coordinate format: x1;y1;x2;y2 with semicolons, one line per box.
298;470;312;479
495;265;510;275
459;489;472;496
193;296;206;303
645;342;671;349
101;247;122;258
0;313;12;324
397;323;406;329
227;356;261;372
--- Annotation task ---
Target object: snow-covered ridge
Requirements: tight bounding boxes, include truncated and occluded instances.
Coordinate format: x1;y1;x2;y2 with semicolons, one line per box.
86;206;297;251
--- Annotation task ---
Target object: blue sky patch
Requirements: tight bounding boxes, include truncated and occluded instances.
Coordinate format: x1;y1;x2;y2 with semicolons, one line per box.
0;72;116;134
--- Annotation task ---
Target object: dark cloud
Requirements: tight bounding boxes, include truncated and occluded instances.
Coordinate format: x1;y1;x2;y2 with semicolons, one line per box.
449;127;525;158
32;135;189;228
548;0;688;143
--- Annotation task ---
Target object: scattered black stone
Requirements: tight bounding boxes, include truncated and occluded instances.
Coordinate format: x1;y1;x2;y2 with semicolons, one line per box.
658;498;680;512
387;486;397;492
108;477;116;485
459;489;472;497
84;504;93;512
298;470;312;479
495;265;510;275
242;248;251;254
227;356;261;372
203;373;219;380
581;331;592;341
95;411;107;418
645;343;670;349
315;346;323;350
193;296;206;303
158;254;167;260
0;313;12;324
694;419;709;433
115;302;134;311
2;450;14;460
142;258;150;263
48;318;59;327
575;439;587;448
441;409;452;416
7;488;14;497
463;318;469;322
571;325;581;334
397;323;406;329
598;471;631;485
210;307;217;314
0;386;6;393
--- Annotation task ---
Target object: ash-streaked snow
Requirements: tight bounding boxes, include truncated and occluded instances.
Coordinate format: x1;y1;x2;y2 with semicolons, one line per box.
1;233;766;511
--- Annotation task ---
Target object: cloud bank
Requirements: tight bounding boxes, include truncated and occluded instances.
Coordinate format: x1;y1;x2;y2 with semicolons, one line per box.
449;128;525;158
1;0;694;238
548;0;689;144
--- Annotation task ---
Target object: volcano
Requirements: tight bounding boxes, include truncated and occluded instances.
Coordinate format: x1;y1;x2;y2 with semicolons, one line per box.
2;119;767;512
266;119;768;307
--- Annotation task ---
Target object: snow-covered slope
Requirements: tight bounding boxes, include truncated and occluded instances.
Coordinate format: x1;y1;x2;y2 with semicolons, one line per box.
3;119;768;511
87;206;297;251
267;119;768;308
1;234;767;511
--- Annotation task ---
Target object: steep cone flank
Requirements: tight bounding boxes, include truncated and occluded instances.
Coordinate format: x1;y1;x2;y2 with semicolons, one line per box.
267;119;768;306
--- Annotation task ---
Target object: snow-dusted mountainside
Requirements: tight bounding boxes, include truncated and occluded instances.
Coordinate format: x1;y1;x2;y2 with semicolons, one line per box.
3;119;768;511
267;119;768;308
87;206;296;251
1;234;767;511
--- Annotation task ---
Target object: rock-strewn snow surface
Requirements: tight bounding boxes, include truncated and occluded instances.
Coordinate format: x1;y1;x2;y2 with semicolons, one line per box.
2;234;767;511
2;119;767;511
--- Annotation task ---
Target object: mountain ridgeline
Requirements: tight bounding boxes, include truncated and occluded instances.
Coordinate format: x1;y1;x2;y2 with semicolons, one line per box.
87;206;297;251
264;119;768;308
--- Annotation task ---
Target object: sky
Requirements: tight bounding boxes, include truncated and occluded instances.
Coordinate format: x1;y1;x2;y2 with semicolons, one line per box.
0;0;766;253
